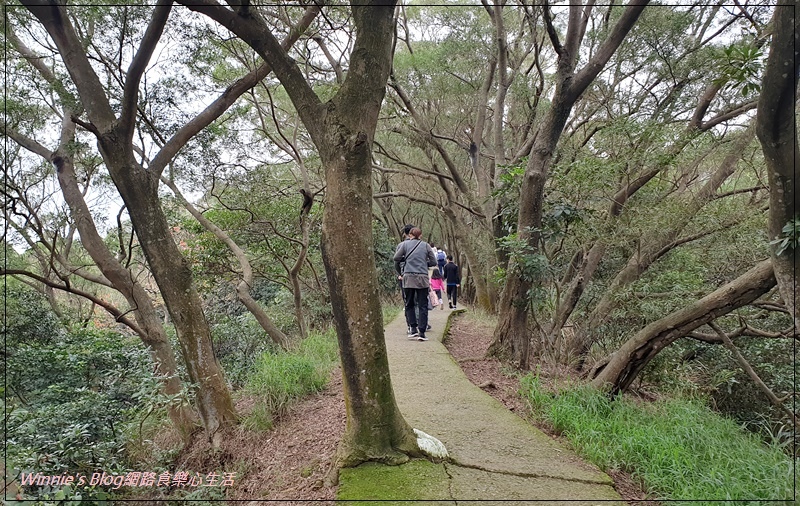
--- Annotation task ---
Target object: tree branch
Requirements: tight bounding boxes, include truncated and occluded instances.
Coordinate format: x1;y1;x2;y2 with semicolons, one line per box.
21;0;116;130
541;0;563;55
177;0;325;142
3;269;143;336
700;100;759;132
570;0;650;102
3;123;53;159
149;4;320;179
120;0;173;141
710;321;798;428
373;192;439;208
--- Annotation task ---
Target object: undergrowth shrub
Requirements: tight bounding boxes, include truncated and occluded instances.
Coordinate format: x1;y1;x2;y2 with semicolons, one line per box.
520;375;795;502
243;329;338;430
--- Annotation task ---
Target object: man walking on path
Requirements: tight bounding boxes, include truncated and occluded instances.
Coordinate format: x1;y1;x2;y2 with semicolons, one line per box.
394;227;437;341
395;224;415;334
443;255;460;309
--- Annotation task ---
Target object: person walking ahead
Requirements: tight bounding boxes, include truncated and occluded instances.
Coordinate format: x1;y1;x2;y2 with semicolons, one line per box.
394;227;437;341
443;255;461;309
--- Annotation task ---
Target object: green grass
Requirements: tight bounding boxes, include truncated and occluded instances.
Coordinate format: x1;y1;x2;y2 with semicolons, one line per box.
243;329;339;430
382;303;403;325
520;375;796;503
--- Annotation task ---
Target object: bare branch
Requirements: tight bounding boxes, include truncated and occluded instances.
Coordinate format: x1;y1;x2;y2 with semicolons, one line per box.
177;0;324;142
148;3;320;178
541;0;563;55
570;0;650;102
700;100;758;131
4;123;53;159
22;0;116;130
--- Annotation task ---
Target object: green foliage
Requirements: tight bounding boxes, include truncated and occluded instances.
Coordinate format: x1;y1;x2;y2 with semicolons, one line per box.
520;377;795;501
2;283;64;348
382;304;404;326
770;216;800;255
5;289;161;502
243;330;339;430
211;313;282;389
716;43;764;97
496;231;550;302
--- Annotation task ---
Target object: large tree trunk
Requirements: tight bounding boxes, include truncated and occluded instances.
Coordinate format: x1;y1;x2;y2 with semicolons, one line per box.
755;2;799;333
179;0;421;465
590;260;776;393
318;3;420;467
319;130;419;466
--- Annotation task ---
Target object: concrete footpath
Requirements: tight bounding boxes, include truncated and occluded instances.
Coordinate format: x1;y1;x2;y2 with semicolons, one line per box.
337;308;624;505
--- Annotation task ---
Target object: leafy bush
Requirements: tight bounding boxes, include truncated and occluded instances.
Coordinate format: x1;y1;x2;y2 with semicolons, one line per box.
5;295;160;502
520;376;795;502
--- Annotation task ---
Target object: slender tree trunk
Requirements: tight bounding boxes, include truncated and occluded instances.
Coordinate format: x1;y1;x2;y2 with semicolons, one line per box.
582;127;755;339
290;209;311;339
590;260;775;393
755;1;799;333
161;176;291;349
549;242;605;341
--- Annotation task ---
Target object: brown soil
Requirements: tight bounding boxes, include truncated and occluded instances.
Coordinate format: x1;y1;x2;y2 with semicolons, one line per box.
140;372;346;503
444;313;660;505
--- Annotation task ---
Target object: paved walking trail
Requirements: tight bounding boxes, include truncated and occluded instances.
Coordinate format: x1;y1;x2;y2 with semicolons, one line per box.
338;308;624;504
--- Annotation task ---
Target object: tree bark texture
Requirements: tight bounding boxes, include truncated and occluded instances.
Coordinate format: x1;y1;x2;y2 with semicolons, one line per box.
318;3;421;466
99;147;238;436
755;2;799;333
590;260;776;393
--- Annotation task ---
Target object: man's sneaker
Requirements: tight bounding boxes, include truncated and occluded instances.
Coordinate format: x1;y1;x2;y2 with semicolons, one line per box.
448;303;453;309
426;324;432;331
417;334;429;341
408;328;419;339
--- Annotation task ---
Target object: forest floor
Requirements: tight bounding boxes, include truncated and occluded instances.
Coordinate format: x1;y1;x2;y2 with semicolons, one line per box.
171;307;656;504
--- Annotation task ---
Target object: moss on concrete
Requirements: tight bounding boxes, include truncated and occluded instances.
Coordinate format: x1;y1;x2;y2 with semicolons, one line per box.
337;459;453;503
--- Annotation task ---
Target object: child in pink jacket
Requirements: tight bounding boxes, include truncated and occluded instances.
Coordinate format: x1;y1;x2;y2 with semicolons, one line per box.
430;267;445;310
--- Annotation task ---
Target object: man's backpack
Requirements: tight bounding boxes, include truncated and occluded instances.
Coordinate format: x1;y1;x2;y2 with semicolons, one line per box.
437;250;445;262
